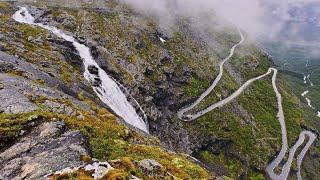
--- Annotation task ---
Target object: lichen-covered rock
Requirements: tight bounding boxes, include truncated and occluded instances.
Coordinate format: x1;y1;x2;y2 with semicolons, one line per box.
88;65;99;75
138;159;163;172
43;100;74;116
55;12;77;30
0;88;38;114
53;161;113;179
0;121;90;180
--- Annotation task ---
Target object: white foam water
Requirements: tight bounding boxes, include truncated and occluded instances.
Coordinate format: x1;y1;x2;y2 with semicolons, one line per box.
301;90;309;97
13;7;148;133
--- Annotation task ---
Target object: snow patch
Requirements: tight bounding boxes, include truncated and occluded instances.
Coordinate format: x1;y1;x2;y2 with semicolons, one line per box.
159;36;166;43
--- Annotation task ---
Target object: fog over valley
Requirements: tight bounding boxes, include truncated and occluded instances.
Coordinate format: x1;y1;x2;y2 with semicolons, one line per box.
121;0;320;57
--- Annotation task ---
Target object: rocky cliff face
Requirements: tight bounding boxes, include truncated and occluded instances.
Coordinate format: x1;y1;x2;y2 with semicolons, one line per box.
0;1;319;179
0;2;212;179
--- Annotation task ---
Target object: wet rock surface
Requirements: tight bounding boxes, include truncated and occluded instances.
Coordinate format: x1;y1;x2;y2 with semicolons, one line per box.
0;121;90;180
88;65;99;75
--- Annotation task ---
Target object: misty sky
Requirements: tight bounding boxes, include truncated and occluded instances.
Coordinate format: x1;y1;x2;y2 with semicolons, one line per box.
121;0;320;55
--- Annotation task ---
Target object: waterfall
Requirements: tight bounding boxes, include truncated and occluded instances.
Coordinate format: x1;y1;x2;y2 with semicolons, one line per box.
13;7;148;133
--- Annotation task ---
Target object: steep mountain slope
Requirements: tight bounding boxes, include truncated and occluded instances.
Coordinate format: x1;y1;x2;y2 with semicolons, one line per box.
0;1;319;179
0;2;211;179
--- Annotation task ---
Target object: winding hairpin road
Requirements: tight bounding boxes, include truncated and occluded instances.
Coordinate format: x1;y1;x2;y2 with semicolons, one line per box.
12;6;317;180
177;29;317;180
177;28;245;120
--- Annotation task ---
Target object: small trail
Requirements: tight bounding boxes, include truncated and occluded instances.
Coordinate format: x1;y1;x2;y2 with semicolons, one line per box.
177;30;317;179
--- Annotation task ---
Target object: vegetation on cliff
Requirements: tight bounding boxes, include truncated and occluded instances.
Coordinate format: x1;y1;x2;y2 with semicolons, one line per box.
0;1;319;179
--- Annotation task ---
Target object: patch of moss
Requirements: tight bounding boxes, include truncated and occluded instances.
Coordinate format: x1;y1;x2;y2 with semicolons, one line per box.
0;2;9;9
103;169;129;180
0;2;10;14
0;109;51;149
182;75;210;98
199;151;243;179
190;69;239;112
15;24;45;39
248;171;265;180
59;62;75;84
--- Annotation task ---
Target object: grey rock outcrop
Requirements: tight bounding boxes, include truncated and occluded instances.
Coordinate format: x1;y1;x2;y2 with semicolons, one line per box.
0;88;38;114
138;159;163;172
56;12;77;30
43;100;74;116
0;121;90;180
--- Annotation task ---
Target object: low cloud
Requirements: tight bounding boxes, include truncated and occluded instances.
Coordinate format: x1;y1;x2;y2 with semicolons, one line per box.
120;0;320;57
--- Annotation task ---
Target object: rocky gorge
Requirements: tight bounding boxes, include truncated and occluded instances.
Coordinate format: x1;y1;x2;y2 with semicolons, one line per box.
0;1;319;179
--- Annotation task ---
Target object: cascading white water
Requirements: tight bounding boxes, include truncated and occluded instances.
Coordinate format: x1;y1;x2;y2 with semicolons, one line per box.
13;7;148;133
13;6;318;179
302;61;319;117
